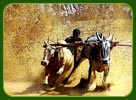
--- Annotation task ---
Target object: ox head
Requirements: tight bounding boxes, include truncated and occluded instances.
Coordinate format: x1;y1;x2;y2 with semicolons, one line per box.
96;32;113;64
41;42;56;66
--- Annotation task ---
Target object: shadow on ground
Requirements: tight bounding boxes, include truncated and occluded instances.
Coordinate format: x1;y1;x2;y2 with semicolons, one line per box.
10;80;111;96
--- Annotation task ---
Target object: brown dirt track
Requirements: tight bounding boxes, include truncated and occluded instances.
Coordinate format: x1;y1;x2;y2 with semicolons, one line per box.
4;4;132;96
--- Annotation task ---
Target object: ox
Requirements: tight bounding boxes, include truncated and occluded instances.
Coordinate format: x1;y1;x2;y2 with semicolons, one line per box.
41;41;74;90
80;32;114;90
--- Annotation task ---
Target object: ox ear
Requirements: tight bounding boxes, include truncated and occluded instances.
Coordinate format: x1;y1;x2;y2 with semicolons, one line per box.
96;31;103;41
107;33;113;41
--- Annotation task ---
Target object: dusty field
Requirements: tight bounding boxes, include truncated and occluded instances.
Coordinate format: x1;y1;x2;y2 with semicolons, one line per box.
4;50;132;96
4;4;132;97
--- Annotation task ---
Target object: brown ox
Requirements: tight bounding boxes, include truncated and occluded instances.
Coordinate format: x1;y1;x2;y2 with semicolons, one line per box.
41;41;74;90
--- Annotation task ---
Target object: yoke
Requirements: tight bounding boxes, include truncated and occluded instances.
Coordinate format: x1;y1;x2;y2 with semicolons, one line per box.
47;40;132;68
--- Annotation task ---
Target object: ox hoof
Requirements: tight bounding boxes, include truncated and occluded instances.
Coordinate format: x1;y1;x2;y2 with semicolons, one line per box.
42;80;48;85
88;81;96;92
49;87;56;91
103;83;111;91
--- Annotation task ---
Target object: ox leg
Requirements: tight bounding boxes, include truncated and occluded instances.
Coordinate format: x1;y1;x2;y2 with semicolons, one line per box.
87;62;97;91
90;71;96;84
87;61;92;82
87;71;97;91
42;70;49;85
49;76;65;91
44;74;49;84
57;66;64;75
49;69;67;90
102;68;109;89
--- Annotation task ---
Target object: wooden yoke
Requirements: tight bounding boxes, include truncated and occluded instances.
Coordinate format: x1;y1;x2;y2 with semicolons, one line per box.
50;41;132;67
50;41;132;50
50;42;85;47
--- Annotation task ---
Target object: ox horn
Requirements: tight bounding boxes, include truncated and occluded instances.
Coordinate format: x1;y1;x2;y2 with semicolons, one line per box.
107;33;113;41
44;41;48;45
96;31;103;41
43;41;49;47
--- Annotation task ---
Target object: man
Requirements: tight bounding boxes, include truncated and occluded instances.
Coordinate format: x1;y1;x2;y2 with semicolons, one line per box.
64;28;83;76
65;28;83;63
65;28;83;62
63;29;83;84
65;28;83;43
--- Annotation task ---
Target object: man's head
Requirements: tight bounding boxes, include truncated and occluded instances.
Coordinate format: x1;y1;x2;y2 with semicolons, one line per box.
73;28;80;39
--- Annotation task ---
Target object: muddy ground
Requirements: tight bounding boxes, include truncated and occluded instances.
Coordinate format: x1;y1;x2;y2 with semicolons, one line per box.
4;4;132;97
